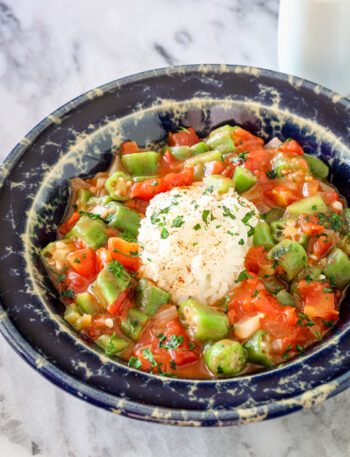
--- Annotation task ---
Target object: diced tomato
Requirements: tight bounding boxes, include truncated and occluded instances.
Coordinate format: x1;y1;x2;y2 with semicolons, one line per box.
298;215;324;235
244;148;272;173
297;280;338;319
244;246;272;275
205;161;225;175
96;247;112;271
107;289;132;315
309;235;334;259
164;319;198;366
278;139;304;155
120;141;139;154
67;248;97;279
265;186;299;207
232;127;264;152
323;190;339;205
108;237;139;272
168;127;199;147
65;270;91;294
130;168;194;200
221;165;235;178
302;179;320;197
58;212;80;236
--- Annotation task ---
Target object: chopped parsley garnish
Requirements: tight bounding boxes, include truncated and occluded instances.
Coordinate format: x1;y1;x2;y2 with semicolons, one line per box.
142;348;157;367
113;248;139;258
193;223;201;231
282;344;293;360
203;186;214;195
160;227;169;239
252;290;259;298
297;312;315;327
222;206;236;220
73;257;81;263
170;360;177;370
151;180;159;186
242;211;255;224
171;216;184;228
158;334;184;350
202;210;214;225
311;205;317;210
247;226;255;237
323;320;335;328
56;274;66;283
78;211;107;222
323;287;333;293
178;126;190;134
108;260;125;277
120;231;137;242
238;238;245;246
61;289;74;299
314;331;323;342
236;270;254;282
296;344;304;353
266;170;277;179
128;357;142;369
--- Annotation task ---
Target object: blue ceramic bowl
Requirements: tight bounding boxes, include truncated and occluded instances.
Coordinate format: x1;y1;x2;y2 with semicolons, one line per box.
1;65;350;426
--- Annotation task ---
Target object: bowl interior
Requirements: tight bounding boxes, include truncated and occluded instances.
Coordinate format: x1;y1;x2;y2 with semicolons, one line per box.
1;66;350;424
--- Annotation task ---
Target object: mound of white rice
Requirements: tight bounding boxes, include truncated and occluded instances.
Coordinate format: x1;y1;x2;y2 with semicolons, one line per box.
138;184;260;305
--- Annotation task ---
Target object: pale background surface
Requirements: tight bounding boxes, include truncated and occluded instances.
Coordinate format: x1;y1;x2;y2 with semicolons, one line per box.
0;1;348;456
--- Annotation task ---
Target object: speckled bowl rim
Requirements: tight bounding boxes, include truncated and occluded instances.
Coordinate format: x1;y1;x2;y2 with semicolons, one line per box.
1;64;350;426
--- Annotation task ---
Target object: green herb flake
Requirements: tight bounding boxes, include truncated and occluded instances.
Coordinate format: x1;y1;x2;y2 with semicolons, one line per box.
56;274;66;283
159;335;184;350
143;348;157;367
160;227;169;239
222;206;236;220
61;289;74;299
323;287;333;293
236;270;254;282
107;260;125;277
323;320;335;328
238;238;245;246
282;344;293;360
171;215;185;228
193;223;201;231
78;211;107;222
266;170;277;179
120;231;137;242
128;356;142;369
242;211;255;225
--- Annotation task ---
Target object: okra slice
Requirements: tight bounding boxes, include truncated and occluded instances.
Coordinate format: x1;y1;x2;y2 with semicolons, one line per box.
77;189;92;210
105;171;133;201
120;308;148;341
179;299;230;342
64;303;92;331
323;248;350;289
276;289;295;306
169;146;192;161
204;175;235;193
243;330;273;368
206;125;236;153
184;150;222;167
263;275;285;295
135;279;170;316
94;261;131;307
267;239;307;280
106;202;141;237
190;141;209;155
67;215;108;249
121;151;160;176
204;339;247;376
304;154;329;179
253;221;275;249
76;292;100;315
96;333;130;356
233;166;257;193
41;239;75;274
263;208;285;224
286;195;328;217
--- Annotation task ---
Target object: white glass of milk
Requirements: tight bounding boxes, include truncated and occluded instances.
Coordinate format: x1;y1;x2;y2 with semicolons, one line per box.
278;0;350;95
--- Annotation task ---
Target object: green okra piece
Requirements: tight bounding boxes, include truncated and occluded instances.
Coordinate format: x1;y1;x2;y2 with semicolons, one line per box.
323;248;350;289
135;279;170;316
67;215;108;249
263;207;285;224
267;239;307;280
204;339;247;376
276;289;295;306
106;202;141;236
184;150;222;167
120;308;149;342
179;299;229;342
253;221;275;249
204;175;235;193
286;195;328;217
76;292;100;315
206;125;236;153
105;171;133;201
243;330;273;368
169;146;192;161
96;333;130;356
304;153;329;179
64;303;91;331
263;275;285;295
233;166;257;193
190;142;209;155
94;261;132;307
121;151;160;176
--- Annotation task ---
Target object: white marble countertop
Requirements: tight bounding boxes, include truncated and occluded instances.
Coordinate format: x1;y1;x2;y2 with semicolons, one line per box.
0;0;349;456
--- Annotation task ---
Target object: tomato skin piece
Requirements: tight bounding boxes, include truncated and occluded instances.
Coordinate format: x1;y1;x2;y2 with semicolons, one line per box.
162;167;194;190
67;248;97;279
309;235;333;259
298;215;324;235
65;270;91;294
232;127;264;152
323;190;339;205
244;246;272;275
107;289;132;315
297;280;338;319
120;141;139;154
108;237;139;271
165;319;198;366
58;212;80;236
205;161;226;175
278;139;304;155
244;149;272;173
96;247;112;271
265;186;299;207
168;127;199;147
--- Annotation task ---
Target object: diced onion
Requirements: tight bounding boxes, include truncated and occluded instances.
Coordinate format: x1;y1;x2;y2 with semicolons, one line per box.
154;305;178;324
234;314;262;340
264;137;282;149
271;338;283;353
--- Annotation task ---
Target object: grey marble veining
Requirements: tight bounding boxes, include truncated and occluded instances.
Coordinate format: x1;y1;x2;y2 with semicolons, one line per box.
0;0;349;456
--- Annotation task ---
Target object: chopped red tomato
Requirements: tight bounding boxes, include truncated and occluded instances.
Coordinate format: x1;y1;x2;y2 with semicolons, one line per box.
120;141;139;154
265;186;299;207
65;270;91;294
96;247;112;271
309;235;333;259
108;237;139;271
205;161;226;175
297;280;338;319
302;179;320;197
67;248;97;279
58;212;80;236
232;127;264;152
107;289;132;315
298;215;324;235
323;190;339;205
130;168;194;200
244;148;272;173
168;127;199;147
244;246;272;275
164;318;198;366
278;139;304;155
